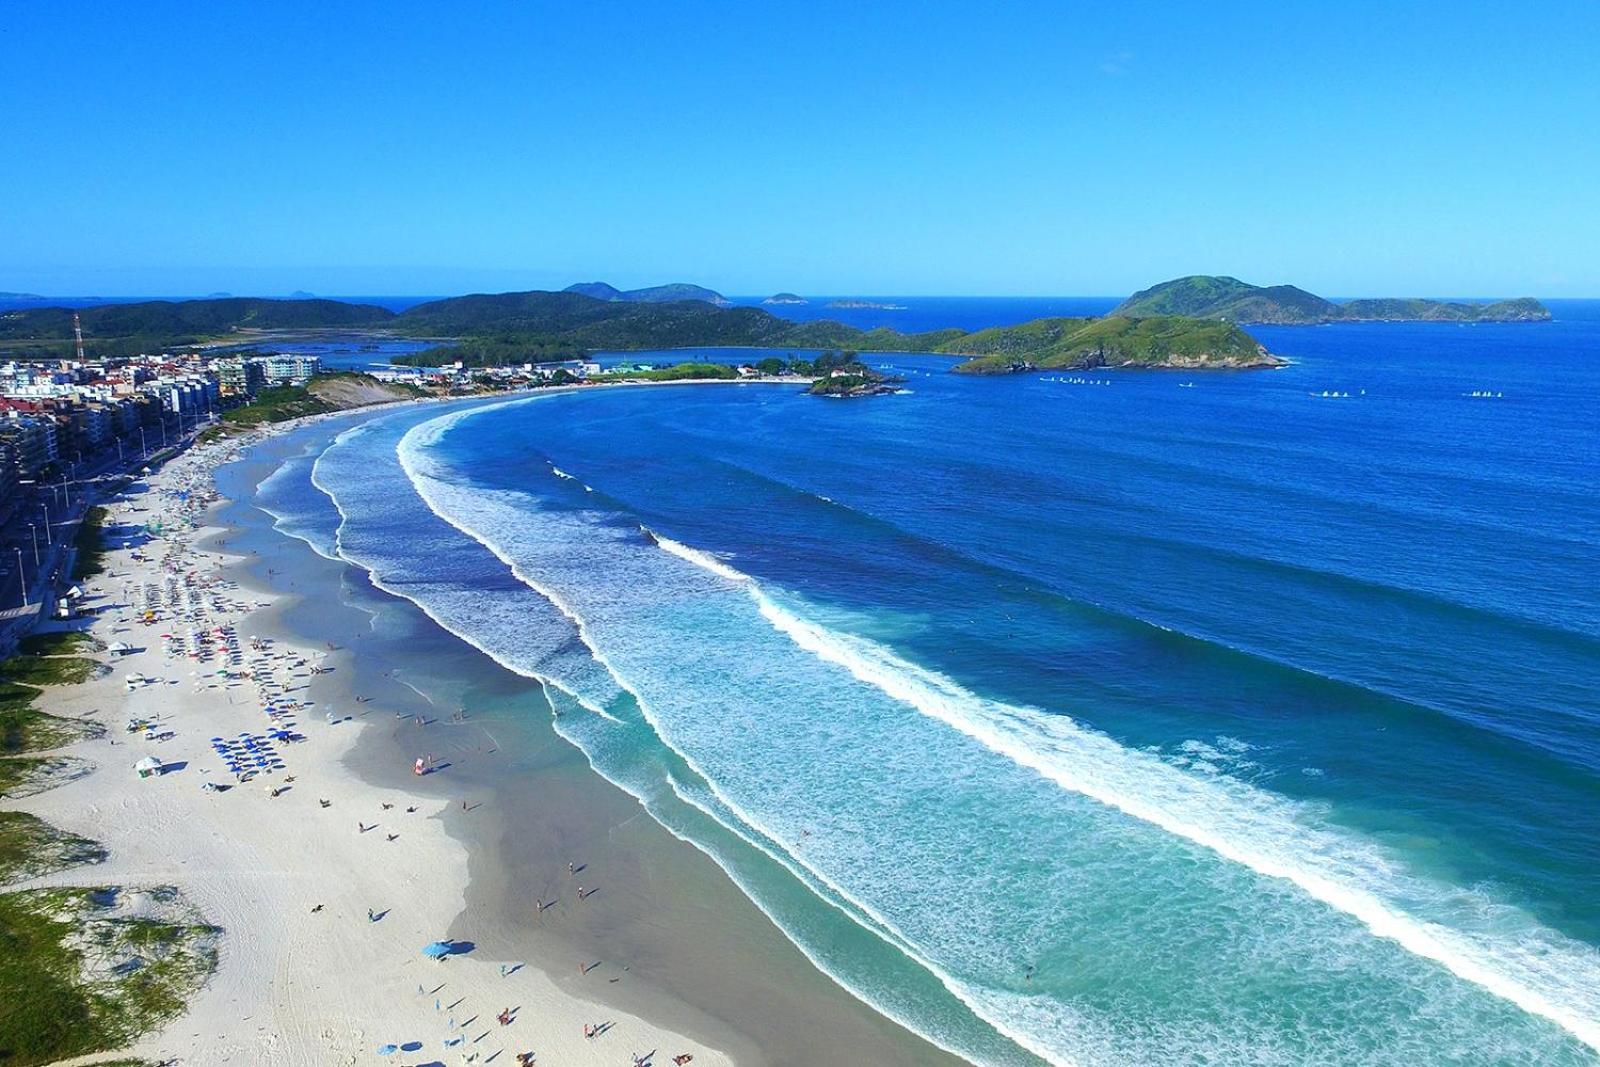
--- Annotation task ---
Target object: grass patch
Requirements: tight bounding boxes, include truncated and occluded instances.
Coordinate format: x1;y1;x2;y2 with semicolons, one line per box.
1;679;98;756
0;811;106;885
16;630;104;657
1;703;101;755
72;506;111;581
221;383;333;427
0;654;106;687
593;361;742;382
0;756;91;799
0;886;218;1066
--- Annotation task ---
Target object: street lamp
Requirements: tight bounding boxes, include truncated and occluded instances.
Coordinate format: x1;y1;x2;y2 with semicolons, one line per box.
14;547;25;607
28;523;39;568
138;425;148;457
40;501;52;546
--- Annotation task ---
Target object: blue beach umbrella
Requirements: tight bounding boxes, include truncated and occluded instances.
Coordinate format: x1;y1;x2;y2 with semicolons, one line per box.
422;940;453;959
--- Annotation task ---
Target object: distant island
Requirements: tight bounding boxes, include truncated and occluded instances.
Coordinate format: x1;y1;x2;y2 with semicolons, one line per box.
825;299;907;310
563;281;731;306
0;292;46;300
20;268;1548;372
1115;275;1551;325
763;293;808;305
941;315;1278;374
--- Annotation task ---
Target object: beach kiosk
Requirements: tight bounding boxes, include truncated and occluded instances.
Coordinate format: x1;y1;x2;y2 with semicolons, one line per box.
134;756;164;779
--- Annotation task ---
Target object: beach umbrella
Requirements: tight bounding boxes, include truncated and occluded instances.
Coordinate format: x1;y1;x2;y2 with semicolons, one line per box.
422;940;453;959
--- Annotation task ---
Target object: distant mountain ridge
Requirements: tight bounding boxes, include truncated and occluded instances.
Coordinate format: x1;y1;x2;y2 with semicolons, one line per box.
2;285;1276;371
562;281;731;306
1114;276;1551;324
390;290;1275;372
0;296;395;357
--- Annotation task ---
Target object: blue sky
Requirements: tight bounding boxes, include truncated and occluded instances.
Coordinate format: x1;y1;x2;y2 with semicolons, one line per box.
2;1;1596;297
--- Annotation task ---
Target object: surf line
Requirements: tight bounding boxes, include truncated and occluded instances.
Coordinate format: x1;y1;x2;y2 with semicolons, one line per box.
657;535;1600;1053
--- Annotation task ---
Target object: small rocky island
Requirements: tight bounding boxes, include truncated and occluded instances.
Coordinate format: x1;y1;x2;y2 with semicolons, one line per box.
824;298;907;310
803;351;899;396
763;292;808;305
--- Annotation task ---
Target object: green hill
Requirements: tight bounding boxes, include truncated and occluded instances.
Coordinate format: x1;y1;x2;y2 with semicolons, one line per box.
392;290;1271;372
936;316;1278;373
1114;275;1550;324
561;281;730;305
0;297;393;357
1337;296;1550;322
2;286;1281;375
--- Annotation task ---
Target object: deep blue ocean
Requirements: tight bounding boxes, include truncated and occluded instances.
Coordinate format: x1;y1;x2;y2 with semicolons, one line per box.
245;298;1599;1066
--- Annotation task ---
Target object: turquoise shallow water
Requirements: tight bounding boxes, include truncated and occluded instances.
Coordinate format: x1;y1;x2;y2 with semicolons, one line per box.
249;303;1600;1066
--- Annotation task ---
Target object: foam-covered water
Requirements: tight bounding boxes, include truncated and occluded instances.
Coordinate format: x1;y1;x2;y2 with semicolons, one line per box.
255;305;1600;1066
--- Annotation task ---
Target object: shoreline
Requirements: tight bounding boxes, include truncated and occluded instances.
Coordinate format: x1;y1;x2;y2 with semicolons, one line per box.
3;387;968;1065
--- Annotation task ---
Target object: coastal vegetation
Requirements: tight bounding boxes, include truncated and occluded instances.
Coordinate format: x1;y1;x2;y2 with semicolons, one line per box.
218;372;422;429
0;885;219;1067
397;335;587;367
1;676;101;755
0;653;105;688
0;810;106;883
1113;275;1552;324
596;361;742;382
17;631;104;657
0;297;393;358
941;315;1278;373
73;506;111;581
0;652;213;1067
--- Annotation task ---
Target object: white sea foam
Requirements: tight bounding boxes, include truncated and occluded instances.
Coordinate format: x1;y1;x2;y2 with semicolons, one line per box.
310;408;626;723
741;577;1600;1055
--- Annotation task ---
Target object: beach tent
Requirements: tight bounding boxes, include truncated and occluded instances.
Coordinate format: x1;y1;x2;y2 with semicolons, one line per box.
134;756;163;779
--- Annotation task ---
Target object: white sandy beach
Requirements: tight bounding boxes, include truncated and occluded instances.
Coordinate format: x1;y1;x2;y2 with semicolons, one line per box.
8;411;733;1067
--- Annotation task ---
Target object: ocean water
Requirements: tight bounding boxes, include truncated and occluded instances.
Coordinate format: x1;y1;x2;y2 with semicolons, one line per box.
241;302;1600;1067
